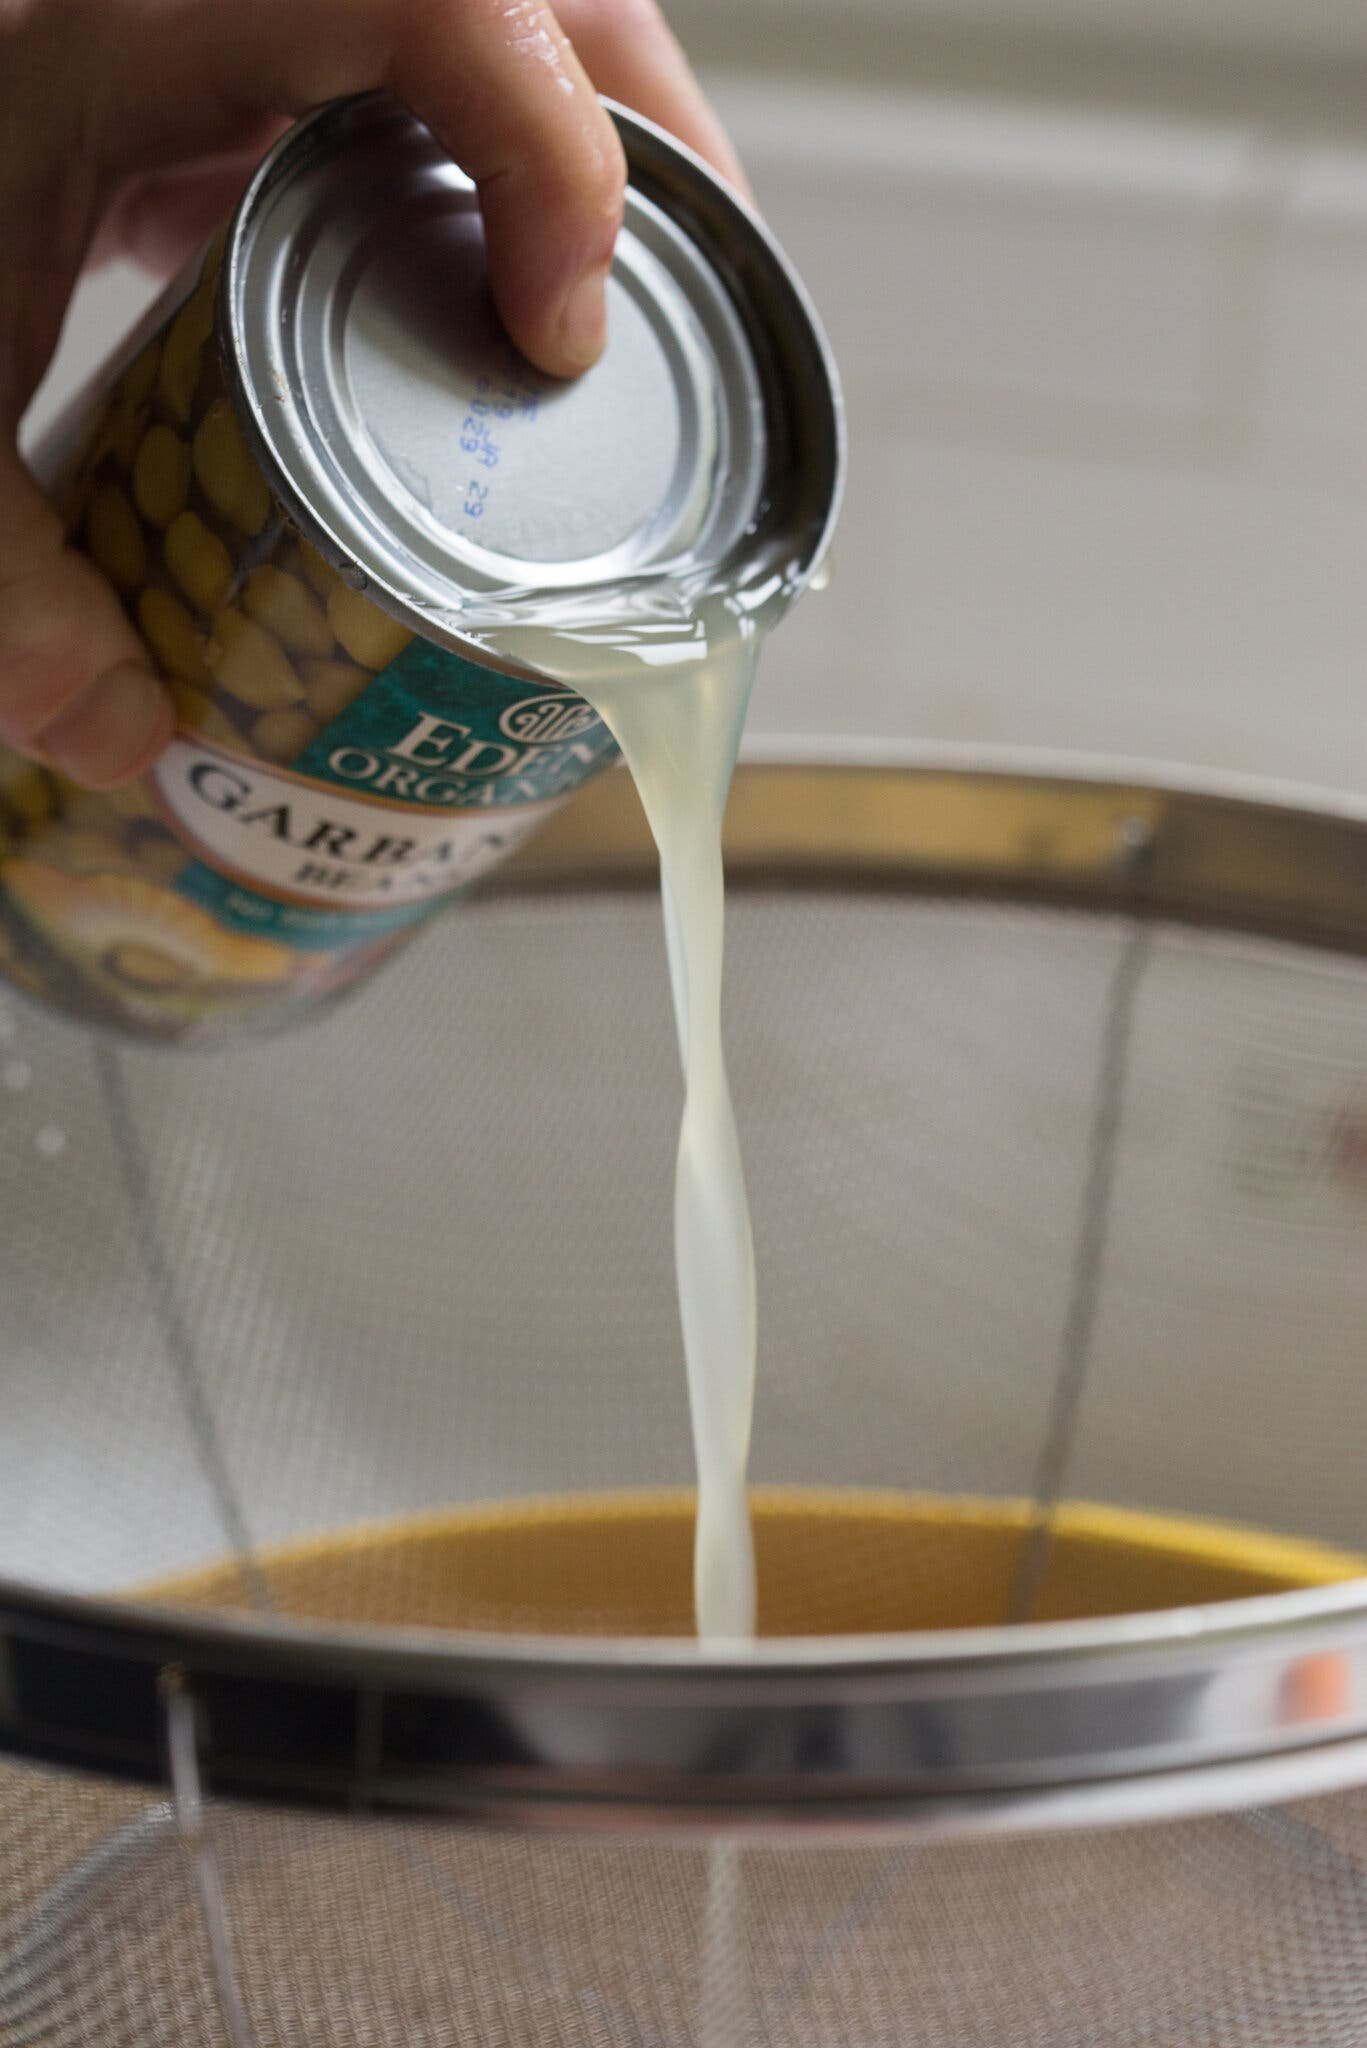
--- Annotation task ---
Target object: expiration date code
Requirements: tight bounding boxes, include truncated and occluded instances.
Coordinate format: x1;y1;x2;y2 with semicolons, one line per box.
461;365;541;518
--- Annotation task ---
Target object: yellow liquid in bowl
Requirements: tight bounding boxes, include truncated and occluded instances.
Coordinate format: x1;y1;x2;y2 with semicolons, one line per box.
137;1488;1367;1639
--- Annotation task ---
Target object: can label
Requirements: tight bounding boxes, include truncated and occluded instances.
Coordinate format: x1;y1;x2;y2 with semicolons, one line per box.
153;640;616;948
0;236;618;1043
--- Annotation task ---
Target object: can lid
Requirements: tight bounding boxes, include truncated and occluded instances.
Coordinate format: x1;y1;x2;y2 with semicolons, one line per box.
223;94;842;645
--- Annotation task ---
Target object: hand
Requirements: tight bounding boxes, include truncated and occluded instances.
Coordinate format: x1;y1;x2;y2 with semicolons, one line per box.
0;0;748;790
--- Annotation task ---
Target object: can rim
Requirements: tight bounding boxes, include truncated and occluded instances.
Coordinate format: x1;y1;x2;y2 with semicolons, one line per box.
218;92;845;674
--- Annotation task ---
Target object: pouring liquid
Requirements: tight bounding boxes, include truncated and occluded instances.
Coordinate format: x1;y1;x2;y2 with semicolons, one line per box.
579;619;761;1641
484;586;772;2048
483;587;771;1644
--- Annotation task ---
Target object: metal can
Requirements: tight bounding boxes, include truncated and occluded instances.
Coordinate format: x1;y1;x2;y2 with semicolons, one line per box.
3;93;841;1044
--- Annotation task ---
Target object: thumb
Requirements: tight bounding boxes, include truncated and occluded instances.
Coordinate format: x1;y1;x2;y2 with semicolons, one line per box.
0;444;172;789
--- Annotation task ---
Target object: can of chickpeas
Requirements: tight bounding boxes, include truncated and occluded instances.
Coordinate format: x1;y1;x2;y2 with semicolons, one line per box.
3;93;840;1043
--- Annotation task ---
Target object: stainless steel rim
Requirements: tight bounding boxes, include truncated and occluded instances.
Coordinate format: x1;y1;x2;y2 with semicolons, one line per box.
7;1573;1367;1836
4;754;1366;1835
503;752;1367;957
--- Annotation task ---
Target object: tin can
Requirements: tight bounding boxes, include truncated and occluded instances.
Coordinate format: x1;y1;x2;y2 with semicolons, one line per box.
2;93;841;1044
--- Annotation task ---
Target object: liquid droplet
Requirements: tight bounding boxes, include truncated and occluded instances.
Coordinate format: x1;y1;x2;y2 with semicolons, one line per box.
2;1057;32;1092
35;1124;66;1159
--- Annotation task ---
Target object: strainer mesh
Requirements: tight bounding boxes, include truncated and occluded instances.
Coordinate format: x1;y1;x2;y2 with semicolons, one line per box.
7;1759;1367;2045
5;872;1367;2040
5;888;1367;1608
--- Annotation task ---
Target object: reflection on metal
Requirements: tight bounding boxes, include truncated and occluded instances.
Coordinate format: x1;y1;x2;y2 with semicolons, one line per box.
164;1670;255;2048
1009;920;1153;1622
95;1047;272;1617
504;758;1367;956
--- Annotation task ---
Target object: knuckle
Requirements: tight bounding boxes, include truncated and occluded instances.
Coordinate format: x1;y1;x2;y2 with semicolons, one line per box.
563;126;628;253
562;0;662;37
0;559;112;746
0;649;87;750
497;123;625;262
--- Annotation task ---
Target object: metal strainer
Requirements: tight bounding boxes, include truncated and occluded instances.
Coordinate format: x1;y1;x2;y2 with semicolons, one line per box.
5;755;1367;2046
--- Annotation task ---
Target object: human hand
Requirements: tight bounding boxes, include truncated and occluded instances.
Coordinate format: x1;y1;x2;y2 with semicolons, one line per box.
0;0;748;789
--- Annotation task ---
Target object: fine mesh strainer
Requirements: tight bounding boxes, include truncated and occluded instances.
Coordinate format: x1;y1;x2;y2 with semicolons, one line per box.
5;755;1367;2046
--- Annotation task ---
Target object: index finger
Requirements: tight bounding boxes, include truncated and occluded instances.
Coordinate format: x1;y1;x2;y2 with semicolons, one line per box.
390;0;628;374
552;0;752;199
95;0;628;376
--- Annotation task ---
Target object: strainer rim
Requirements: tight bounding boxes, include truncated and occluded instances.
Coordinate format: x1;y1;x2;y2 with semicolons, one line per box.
495;751;1367;963
9;1564;1367;1674
6;1569;1367;1831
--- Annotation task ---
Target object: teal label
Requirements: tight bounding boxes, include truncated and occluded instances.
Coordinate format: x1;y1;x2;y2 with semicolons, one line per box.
292;639;617;807
155;643;617;950
173;861;450;949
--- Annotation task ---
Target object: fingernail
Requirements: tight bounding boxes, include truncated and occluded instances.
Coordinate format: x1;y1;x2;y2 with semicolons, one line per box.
556;267;610;373
42;666;174;790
